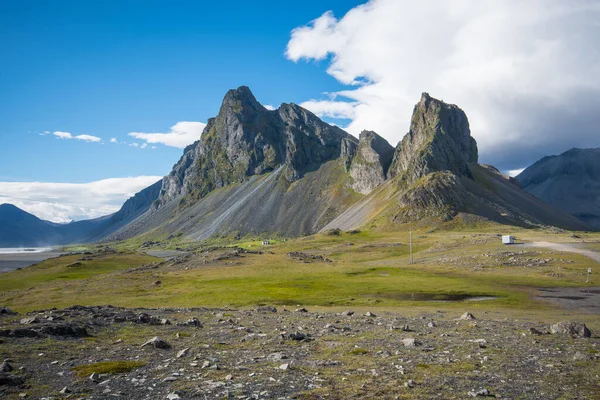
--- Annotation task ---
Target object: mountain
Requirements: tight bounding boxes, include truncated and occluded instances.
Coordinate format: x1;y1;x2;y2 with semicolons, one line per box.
105;86;361;241
0;204;66;247
108;87;589;242
322;93;590;232
516;148;600;229
0;180;162;247
2;87;590;247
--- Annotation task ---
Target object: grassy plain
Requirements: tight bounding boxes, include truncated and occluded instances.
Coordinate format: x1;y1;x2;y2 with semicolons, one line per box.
1;224;598;325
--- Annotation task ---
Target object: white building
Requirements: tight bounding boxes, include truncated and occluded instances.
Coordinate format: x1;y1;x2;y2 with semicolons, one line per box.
502;235;515;245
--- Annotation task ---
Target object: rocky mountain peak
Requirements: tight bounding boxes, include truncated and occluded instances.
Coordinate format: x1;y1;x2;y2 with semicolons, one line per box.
389;93;478;182
348;130;395;194
158;86;356;205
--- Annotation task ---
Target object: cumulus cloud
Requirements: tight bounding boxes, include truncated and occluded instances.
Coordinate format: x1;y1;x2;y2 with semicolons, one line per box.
52;131;102;143
110;137;117;143
0;176;162;223
129;121;206;149
286;0;600;170
263;104;277;111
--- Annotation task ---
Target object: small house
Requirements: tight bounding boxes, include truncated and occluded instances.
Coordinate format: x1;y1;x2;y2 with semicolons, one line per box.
502;235;515;245
261;240;270;246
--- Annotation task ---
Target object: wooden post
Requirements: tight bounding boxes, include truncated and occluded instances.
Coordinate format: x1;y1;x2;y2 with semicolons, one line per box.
410;228;413;265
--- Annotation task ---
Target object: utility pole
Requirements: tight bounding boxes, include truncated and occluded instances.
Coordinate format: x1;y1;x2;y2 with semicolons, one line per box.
587;268;592;284
409;227;413;265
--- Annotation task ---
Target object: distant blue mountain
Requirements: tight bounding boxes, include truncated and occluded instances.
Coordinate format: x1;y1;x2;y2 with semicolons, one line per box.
0;180;162;247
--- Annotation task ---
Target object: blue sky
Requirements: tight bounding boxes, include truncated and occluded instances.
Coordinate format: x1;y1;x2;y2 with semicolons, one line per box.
2;0;599;222
0;0;361;183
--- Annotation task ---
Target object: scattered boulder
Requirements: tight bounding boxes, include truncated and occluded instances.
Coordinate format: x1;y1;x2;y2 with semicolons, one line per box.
402;338;420;347
468;388;491;397
341;310;354;316
550;321;591;338
176;348;189;358
0;307;17;315
20;316;40;324
288;332;307;341
365;312;377;317
459;312;476;320
256;306;277;313
1;361;13;372
0;328;40;338
141;336;171;349
0;372;25;386
39;325;89;337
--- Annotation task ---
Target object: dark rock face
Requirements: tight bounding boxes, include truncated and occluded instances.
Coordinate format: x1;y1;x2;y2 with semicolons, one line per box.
517;148;600;229
349;131;395;195
390;93;478;182
159;86;354;205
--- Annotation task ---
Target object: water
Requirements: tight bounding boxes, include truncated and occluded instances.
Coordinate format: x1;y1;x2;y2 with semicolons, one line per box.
0;247;64;273
191;165;285;241
375;293;498;302
0;247;54;254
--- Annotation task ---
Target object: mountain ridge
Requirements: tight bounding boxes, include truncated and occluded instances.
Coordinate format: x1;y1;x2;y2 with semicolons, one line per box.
517;148;600;229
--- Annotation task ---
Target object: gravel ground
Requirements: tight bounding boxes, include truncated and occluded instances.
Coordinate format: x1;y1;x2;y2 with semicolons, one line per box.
0;306;598;399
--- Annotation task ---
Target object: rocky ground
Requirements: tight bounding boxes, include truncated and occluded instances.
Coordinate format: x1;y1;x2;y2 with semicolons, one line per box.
0;305;598;399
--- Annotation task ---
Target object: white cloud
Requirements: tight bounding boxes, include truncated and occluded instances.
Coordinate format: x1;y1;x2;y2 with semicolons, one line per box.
52;131;102;143
140;143;147;149
263;104;277;111
129;121;206;149
130;143;139;148
507;168;525;177
299;99;357;120
53;131;73;139
286;0;600;170
0;176;162;223
110;137;117;143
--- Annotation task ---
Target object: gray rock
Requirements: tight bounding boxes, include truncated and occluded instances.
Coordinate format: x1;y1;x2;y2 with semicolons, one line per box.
468;388;490;397
0;372;25;386
20;316;39;324
176;348;189;358
341;310;354;316
550;321;591;338
459;312;476;320
0;307;17;315
1;361;13;372
402;338;420;347
365;311;377;317
59;386;71;394
256;306;278;313
348;130;395;194
141;336;171;349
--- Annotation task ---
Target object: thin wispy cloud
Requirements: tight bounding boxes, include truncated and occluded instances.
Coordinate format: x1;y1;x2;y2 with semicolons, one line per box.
52;131;102;143
0;176;162;223
129;121;206;149
286;0;600;170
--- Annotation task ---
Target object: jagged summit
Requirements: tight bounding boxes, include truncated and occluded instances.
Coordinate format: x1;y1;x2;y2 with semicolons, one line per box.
390;93;478;182
159;86;354;205
347;130;395;195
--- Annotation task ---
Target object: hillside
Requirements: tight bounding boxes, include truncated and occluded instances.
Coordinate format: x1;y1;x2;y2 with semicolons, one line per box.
517;148;600;229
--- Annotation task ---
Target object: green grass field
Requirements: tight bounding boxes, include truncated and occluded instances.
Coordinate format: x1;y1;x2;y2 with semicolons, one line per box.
1;226;598;321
